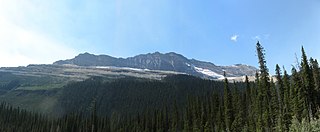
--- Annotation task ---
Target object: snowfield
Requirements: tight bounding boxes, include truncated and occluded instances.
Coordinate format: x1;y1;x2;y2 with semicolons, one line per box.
193;66;224;79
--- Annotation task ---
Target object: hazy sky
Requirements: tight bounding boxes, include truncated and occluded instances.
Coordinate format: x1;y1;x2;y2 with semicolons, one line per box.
0;0;319;74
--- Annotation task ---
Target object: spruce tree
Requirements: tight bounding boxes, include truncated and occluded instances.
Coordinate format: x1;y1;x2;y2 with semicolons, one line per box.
254;71;263;131
217;99;225;131
256;41;271;131
310;58;320;110
283;68;292;131
171;100;179;131
300;46;314;120
275;64;284;105
231;81;245;131
244;75;251;126
291;67;304;122
270;79;279;131
223;71;234;132
245;75;256;131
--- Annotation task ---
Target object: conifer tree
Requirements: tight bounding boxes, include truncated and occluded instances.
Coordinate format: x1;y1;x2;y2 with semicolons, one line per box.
232;85;245;131
310;58;320;109
232;81;240;116
245;75;256;131
275;64;284;105
256;41;271;94
282;68;292;131
216;99;225;131
291;67;304;122
300;46;314;120
254;71;264;131
171;100;179;132
244;75;251;124
223;71;234;132
270;79;279;130
256;41;271;131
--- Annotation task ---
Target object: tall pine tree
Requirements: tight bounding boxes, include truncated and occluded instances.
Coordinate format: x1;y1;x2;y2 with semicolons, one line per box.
256;41;272;131
300;46;314;121
223;71;234;132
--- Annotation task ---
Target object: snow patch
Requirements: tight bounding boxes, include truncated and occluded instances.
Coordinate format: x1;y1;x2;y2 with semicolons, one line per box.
95;66;111;69
193;66;224;79
95;66;148;71
231;65;238;67
185;63;191;67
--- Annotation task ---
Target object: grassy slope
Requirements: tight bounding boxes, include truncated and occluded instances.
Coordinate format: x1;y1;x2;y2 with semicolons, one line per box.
0;90;59;115
17;83;66;90
0;72;73;116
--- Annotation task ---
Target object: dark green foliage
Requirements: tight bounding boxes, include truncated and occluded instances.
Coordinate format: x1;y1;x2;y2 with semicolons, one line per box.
223;76;234;131
270;79;279;130
276;64;284;105
57;75;224;117
256;41;272;131
282;69;292;131
291;67;304;122
300;46;315;120
310;58;320;115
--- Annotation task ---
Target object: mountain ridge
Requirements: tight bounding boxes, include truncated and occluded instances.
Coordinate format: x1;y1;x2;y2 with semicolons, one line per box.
54;52;257;79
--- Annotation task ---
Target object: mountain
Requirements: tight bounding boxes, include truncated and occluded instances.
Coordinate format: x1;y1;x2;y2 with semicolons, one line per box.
54;52;257;79
0;52;256;120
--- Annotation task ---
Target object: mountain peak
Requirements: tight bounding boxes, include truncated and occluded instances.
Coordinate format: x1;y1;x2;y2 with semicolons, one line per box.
54;52;257;78
76;52;94;57
146;51;181;56
165;52;184;57
153;51;161;55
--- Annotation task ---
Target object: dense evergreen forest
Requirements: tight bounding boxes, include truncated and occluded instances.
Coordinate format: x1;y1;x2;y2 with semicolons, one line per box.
55;74;228;117
1;42;320;131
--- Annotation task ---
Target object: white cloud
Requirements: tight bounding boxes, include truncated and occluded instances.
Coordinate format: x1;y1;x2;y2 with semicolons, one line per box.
230;35;239;42
252;34;270;41
0;0;77;67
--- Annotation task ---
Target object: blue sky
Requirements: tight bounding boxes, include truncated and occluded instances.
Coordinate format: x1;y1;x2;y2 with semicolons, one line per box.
0;0;319;74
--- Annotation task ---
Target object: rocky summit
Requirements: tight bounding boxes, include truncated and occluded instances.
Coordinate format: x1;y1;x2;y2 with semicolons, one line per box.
54;52;257;79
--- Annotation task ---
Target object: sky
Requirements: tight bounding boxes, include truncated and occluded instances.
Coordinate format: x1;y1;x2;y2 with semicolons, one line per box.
0;0;319;74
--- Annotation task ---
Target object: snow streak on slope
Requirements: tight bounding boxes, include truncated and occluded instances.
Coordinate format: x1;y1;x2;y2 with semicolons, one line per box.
95;66;148;71
193;66;224;79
